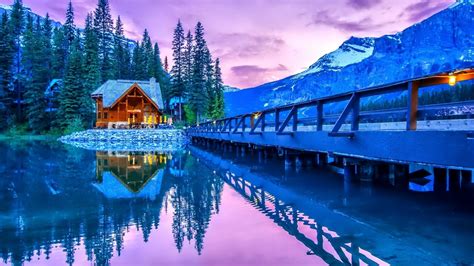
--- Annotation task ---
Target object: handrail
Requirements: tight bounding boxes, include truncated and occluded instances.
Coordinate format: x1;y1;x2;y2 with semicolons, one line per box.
189;69;474;136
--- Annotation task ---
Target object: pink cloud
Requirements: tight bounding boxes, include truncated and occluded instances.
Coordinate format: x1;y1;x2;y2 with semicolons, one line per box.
0;0;455;88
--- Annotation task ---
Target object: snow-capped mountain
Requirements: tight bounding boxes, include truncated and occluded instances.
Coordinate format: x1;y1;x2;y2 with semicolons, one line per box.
224;1;474;117
0;4;62;28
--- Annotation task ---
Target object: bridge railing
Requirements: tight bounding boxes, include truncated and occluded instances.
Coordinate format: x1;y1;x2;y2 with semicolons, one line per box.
188;70;474;137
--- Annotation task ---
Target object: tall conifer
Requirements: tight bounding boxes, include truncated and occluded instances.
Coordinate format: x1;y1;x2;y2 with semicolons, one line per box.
94;0;114;82
170;20;185;120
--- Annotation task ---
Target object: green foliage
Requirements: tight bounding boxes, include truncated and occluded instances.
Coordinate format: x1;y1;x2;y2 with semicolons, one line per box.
0;12;15;128
361;84;474;111
94;0;114;83
63;116;85;135
64;0;75;47
57;31;84;129
82;13;101;126
6;123;28;136
170;21;186;104
184;104;197;124
22;15;51;133
52;27;67;78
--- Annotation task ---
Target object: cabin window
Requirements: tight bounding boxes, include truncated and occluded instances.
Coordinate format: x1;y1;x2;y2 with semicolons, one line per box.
98;112;102;119
104;112;108;119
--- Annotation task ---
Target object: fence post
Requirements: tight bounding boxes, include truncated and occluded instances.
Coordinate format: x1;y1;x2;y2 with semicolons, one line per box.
407;81;419;130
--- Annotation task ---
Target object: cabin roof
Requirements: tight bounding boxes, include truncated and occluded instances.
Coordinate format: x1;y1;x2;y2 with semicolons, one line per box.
44;79;63;97
91;78;164;109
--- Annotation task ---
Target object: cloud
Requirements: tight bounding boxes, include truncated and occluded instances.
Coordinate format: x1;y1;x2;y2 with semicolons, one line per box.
347;0;382;9
402;0;451;23
212;33;286;59
230;64;289;88
310;10;388;32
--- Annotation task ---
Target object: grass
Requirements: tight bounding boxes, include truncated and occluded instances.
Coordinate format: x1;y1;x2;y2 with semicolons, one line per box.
0;124;62;141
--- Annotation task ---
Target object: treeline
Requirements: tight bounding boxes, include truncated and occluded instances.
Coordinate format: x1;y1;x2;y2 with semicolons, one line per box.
0;0;168;133
361;83;474;111
169;21;225;123
0;0;224;134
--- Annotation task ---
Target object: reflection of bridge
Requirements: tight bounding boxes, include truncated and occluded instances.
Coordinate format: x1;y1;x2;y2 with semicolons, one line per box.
188;70;474;170
191;147;389;265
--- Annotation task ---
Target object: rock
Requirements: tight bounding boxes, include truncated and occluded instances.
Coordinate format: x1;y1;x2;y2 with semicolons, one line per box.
58;129;189;152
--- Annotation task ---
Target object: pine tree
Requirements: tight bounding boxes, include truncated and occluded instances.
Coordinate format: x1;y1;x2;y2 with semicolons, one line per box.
52;27;67;79
64;0;76;48
113;16;128;79
82;13;101;126
190;22;209;122
141;29;154;78
164;56;169;72
183;30;193;96
122;43;132;79
94;0;114;82
204;47;214;117
0;12;14;127
23;16;51;132
210;58;224;119
58;30;84;130
132;41;146;80
170;20;185;120
10;0;24;122
153;42;170;109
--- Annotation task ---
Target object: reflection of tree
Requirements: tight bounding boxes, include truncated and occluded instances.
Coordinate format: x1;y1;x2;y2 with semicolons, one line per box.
0;142;225;264
169;154;224;254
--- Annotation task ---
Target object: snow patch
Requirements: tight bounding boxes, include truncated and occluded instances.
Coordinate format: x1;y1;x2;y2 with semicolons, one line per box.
0;4;12;11
272;85;284;91
294;39;375;78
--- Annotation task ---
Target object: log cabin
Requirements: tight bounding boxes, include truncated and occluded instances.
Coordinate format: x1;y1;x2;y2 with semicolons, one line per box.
91;78;164;129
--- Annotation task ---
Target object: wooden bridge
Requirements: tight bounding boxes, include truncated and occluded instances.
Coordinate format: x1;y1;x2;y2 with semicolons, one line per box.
188;69;474;171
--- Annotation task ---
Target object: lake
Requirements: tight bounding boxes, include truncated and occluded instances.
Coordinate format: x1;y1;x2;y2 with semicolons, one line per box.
0;140;473;265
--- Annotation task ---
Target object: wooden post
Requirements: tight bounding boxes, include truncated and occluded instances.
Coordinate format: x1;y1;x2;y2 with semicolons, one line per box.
317;102;323;131
261;113;266;132
351;94;360;131
406;81;419;131
275;110;280;132
292;108;298;132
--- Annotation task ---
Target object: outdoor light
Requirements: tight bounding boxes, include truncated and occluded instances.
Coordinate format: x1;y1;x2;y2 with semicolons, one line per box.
448;75;457;86
253;113;261;119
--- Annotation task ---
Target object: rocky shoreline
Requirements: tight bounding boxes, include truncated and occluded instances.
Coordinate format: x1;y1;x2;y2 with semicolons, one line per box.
59;129;188;152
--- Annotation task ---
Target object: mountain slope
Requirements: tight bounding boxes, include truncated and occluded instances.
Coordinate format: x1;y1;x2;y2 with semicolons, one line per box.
224;1;474;116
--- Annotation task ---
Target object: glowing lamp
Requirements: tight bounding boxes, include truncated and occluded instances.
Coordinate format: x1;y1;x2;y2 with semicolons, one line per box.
253;113;260;119
448;75;457;86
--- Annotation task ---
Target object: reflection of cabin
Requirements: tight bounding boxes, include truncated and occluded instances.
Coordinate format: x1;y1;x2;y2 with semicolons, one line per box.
91;78;164;129
44;79;63;113
94;151;168;199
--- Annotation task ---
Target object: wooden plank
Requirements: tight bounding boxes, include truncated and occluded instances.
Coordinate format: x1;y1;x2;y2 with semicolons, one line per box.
277;106;297;135
406;81;419;130
331;93;357;134
317;102;323;131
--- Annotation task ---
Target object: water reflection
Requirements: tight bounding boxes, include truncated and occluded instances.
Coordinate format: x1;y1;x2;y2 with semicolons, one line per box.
0;142;223;265
95;151;167;199
190;146;388;266
1;141;473;265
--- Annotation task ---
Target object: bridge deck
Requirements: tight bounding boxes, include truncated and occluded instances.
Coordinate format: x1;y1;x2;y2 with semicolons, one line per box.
188;69;474;169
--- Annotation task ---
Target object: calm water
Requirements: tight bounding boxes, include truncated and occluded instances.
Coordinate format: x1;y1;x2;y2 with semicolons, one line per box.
0;141;473;265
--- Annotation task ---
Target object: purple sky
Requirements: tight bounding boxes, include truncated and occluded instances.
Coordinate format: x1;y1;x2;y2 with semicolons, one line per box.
1;0;454;88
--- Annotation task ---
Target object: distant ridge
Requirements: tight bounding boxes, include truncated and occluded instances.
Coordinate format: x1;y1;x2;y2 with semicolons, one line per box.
225;1;474;116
